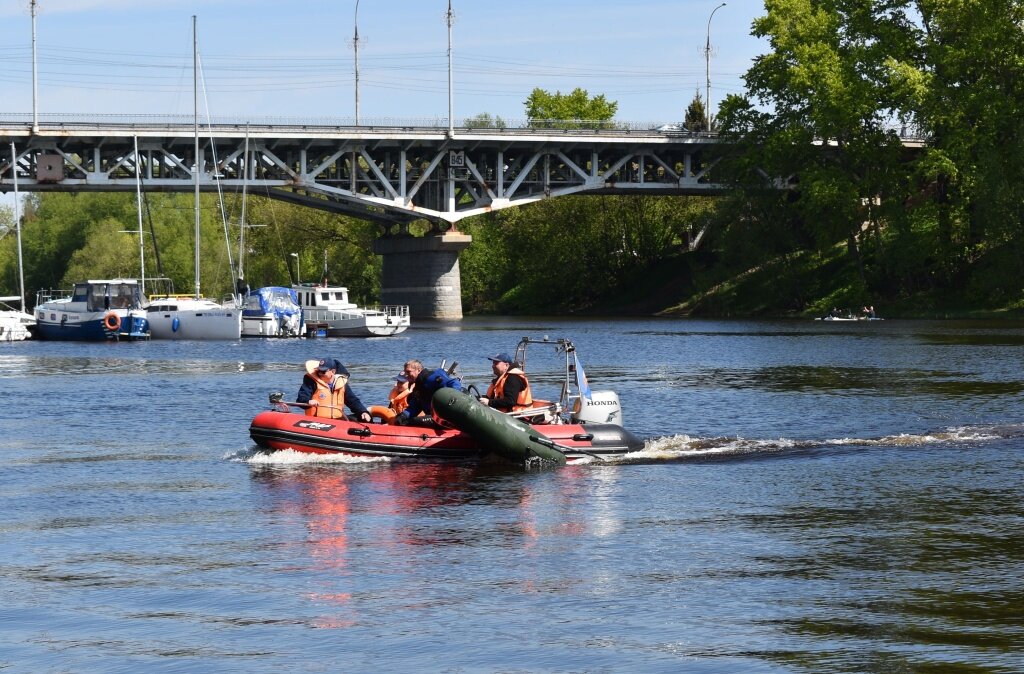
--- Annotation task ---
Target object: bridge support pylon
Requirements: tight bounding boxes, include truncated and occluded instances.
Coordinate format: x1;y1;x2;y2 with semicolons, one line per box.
373;232;472;320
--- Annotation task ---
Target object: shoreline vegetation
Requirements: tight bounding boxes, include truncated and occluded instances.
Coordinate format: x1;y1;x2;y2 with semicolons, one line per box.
2;190;1023;322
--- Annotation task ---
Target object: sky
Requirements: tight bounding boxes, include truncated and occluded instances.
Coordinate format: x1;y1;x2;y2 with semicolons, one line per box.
0;0;769;126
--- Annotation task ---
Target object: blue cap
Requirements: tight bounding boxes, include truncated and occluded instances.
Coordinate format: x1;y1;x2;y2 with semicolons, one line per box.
487;352;513;364
316;358;334;372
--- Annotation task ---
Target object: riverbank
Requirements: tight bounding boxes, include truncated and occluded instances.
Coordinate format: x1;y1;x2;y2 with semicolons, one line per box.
607;247;1024;321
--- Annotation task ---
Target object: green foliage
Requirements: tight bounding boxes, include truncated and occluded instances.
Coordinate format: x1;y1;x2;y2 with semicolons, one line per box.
463;113;508;129
524;88;618;129
459;194;705;314
3;191;386;308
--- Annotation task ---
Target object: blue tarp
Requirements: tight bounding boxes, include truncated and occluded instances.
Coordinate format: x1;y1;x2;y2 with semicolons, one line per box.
242;286;301;319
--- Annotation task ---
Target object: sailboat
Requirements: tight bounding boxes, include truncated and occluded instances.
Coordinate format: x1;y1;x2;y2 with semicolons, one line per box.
0;143;35;341
147;16;241;340
231;130;303;338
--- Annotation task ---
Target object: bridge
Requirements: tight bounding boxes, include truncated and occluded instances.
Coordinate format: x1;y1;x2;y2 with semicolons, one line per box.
0;116;926;318
0;116;726;223
1;115;729;319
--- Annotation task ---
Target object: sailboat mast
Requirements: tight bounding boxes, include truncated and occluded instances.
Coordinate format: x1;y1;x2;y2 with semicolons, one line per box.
238;128;249;288
10;142;25;310
192;15;201;300
133;135;146;294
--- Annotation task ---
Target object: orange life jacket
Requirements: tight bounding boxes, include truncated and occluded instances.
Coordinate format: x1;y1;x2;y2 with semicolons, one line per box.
305;374;349;419
486;367;533;412
388;383;412;414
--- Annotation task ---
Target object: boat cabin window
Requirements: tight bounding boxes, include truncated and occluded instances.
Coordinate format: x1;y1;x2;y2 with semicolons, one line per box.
109;283;141;309
86;283;109;311
72;284;89;303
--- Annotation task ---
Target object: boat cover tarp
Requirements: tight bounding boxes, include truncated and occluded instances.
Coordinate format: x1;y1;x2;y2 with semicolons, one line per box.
242;287;301;319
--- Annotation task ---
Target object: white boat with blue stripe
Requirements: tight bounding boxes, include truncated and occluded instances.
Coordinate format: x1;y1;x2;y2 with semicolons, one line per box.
34;279;149;341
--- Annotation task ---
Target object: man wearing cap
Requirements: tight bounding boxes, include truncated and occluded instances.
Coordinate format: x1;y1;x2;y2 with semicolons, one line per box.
480;352;533;413
297;357;372;422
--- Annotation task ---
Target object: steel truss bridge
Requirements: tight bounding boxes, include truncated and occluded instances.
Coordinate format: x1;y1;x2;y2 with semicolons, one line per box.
0;119;726;230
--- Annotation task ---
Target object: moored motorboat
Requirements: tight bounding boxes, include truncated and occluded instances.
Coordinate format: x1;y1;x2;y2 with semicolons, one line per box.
293;282;409;338
0;296;34;341
241;286;303;337
249;337;645;466
34;279;149;341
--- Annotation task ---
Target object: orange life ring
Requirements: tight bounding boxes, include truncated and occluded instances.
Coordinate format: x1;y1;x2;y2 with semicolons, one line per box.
103;312;122;332
368;405;397;425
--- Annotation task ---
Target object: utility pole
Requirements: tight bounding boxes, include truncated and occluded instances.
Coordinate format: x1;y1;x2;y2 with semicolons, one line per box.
353;0;361;125
446;0;455;137
31;0;39;133
705;2;726;131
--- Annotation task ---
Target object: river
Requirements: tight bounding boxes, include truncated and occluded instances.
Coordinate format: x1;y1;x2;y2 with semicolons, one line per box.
2;317;1022;673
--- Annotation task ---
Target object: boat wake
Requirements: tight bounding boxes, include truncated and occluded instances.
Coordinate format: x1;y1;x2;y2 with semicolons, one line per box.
625;423;1024;464
228;447;392;465
226;423;1023;468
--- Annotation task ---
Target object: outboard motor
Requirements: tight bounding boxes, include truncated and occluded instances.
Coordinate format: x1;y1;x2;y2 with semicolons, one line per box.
571;390;624;426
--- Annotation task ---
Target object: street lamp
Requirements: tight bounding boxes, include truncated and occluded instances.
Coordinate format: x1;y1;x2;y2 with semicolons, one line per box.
705;2;726;131
353;0;360;125
446;0;455;137
290;253;300;285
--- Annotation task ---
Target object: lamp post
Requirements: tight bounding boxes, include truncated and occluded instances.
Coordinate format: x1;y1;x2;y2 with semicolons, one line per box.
31;0;38;133
705;2;726;131
353;0;360;125
290;253;300;285
446;0;455;137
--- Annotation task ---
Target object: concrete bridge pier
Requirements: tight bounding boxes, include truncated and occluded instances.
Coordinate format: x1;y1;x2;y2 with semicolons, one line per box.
373;232;472;320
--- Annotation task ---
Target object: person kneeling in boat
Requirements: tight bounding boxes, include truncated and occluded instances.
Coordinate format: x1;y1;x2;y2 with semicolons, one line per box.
298;357;372;422
394;367;462;426
479;352;533;413
388;373;413;414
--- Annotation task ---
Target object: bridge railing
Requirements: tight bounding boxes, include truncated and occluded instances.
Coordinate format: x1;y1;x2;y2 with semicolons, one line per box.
0;112;706;135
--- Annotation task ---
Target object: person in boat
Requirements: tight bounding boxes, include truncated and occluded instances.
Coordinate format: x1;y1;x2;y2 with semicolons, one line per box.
297;357;372;422
388;373;413;414
479;352;534;413
394;367;462;426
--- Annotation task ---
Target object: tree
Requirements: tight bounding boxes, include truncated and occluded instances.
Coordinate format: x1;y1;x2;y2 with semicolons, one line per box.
684;90;708;132
464;112;507;130
524;87;618;129
714;0;916;303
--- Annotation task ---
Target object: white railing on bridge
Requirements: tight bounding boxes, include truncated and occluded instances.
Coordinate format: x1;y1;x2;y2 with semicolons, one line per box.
0;112;699;135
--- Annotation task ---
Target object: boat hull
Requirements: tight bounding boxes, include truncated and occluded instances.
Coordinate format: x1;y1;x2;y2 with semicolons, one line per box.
303;310;409;337
249;410;643;463
34;310;149;341
147;300;242;340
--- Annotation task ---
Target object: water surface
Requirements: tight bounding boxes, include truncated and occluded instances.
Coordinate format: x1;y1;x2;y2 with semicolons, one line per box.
2;317;1022;672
